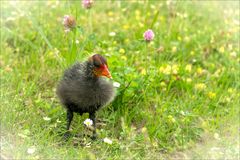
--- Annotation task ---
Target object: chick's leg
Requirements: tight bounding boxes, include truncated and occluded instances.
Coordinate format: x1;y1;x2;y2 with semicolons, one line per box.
89;112;97;140
66;110;73;130
64;109;73;139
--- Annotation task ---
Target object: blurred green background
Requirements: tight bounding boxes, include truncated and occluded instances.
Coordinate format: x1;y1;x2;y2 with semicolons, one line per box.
0;1;239;159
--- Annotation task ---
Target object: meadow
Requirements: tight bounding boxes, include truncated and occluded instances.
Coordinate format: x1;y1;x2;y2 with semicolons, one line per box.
0;1;239;159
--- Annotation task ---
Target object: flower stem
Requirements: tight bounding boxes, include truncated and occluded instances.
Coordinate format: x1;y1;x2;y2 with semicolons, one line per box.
88;10;92;34
145;42;148;74
70;28;77;64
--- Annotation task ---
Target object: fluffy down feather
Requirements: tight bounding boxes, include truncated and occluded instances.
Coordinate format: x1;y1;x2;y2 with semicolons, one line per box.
57;61;115;113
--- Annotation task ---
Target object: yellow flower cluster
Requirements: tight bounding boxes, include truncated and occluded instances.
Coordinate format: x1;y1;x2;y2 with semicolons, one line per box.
207;91;216;99
159;64;179;75
195;83;206;91
172;46;177;53
119;48;125;54
185;64;192;72
140;68;146;75
219;46;225;53
168;115;176;123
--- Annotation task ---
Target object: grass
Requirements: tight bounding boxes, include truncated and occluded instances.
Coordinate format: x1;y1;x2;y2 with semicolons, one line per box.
0;1;239;159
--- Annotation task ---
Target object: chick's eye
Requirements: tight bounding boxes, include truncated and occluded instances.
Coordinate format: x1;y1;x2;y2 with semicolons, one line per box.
93;61;101;67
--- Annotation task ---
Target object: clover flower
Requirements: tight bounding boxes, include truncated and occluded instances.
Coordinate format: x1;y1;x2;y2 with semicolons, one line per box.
185;64;192;72
113;82;120;88
27;146;36;154
172;46;177;53
62;15;76;32
83;118;93;127
43;116;51;121
103;137;113;144
109;32;116;37
207;91;216;99
82;0;93;9
143;29;154;42
195;83;206;91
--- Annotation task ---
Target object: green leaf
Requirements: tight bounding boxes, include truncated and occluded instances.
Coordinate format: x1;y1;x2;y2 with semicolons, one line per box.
150;10;160;29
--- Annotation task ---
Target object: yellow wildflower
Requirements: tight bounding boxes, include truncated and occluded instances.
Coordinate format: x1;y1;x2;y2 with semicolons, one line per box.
135;10;141;15
160;81;166;87
159;66;165;73
123;24;129;30
164;65;171;75
124;39;130;44
195;83;206;91
213;69;221;77
168;115;176;123
210;37;215;43
151;4;156;9
121;56;127;61
119;48;125;54
108;11;113;16
207;92;216;99
227;88;234;93
172;64;179;74
225;97;231;102
186;78;192;83
136;15;140;20
185;64;192;72
219;46;225;53
141;127;147;133
138;22;144;28
159;65;170;75
159;64;179;75
160;16;165;22
177;36;182;41
141;68;146;75
152;141;158;148
201;120;208;129
228;44;233;51
197;67;203;75
190;51;195;55
184;36;190;42
162;88;167;91
172;46;177;53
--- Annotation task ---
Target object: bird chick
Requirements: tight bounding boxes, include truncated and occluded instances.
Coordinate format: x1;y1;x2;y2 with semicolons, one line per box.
57;54;115;139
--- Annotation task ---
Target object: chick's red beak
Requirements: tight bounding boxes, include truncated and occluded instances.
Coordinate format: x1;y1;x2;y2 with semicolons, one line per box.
101;64;112;78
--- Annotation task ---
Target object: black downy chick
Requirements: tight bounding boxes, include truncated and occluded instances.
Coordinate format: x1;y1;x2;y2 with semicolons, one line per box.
57;54;115;139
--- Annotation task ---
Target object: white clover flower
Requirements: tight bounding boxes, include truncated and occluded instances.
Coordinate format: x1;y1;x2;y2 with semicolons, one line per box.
64;28;71;33
103;137;113;144
180;111;185;116
27;146;36;154
75;40;79;44
230;51;237;58
83;118;93;127
113;82;120;88
109;32;116;37
43;116;51;121
214;133;220;140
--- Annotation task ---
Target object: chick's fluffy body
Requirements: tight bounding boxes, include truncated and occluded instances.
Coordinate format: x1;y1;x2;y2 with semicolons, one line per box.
57;62;115;114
